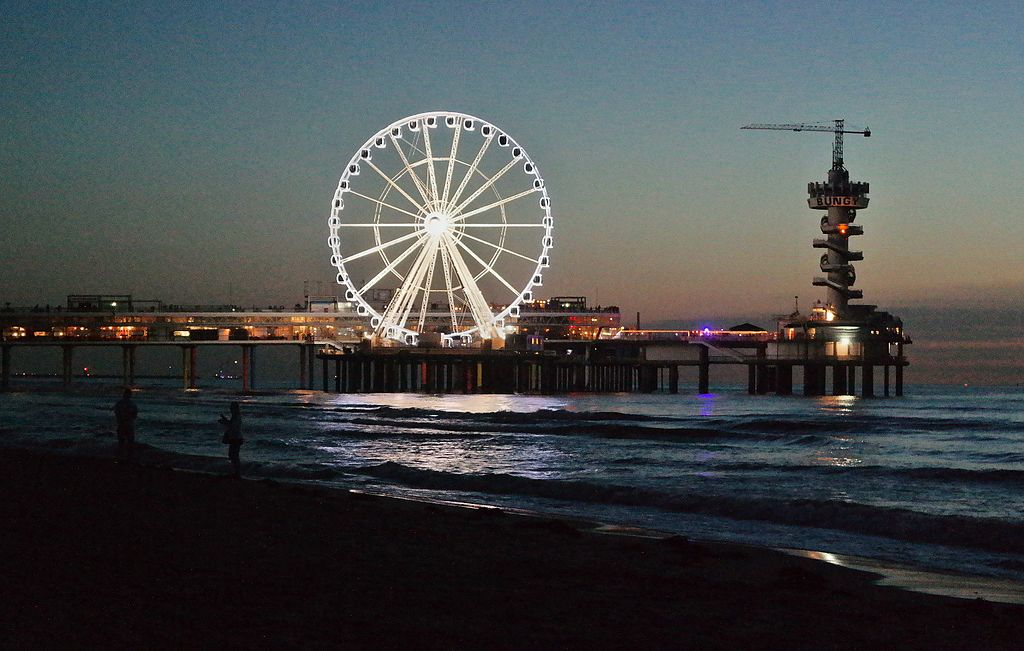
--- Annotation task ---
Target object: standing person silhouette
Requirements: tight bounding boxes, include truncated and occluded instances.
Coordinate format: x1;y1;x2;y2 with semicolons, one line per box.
219;402;243;478
113;388;138;462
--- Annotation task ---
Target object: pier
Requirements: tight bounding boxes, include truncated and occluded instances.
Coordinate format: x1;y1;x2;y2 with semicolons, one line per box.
315;333;907;397
1;326;906;397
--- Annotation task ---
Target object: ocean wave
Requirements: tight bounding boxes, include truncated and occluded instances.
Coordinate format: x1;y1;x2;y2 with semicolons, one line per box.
248;427;495;444
371;406;669;422
244;461;349;481
984;452;1024;464
717;462;1024;487
862;465;1024;486
731;418;876;434
307;406;1024;441
346;417;744;442
346;461;1024;555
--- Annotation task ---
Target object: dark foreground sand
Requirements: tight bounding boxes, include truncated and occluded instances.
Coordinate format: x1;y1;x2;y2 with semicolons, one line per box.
1;449;1021;650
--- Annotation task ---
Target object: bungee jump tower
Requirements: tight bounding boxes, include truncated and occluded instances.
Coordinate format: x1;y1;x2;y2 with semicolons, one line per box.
743;120;911;396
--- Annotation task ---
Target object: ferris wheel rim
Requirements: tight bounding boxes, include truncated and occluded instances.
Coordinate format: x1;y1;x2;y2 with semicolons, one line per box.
328;110;553;343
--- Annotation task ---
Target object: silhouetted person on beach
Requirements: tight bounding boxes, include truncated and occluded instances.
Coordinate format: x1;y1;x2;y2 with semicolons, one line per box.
219;402;243;478
113;388;138;462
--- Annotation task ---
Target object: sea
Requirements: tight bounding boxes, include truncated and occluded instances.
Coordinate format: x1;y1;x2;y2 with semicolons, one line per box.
2;380;1023;584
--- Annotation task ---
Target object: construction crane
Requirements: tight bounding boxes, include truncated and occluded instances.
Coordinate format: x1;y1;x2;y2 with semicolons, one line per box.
741;119;870;170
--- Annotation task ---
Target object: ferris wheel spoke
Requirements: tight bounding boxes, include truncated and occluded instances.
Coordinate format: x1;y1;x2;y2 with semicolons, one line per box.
453;294;472;331
379;236;434;334
358;237;424;295
442;123;461;205
416;244;440;332
346;190;423;220
457;223;547;228
449;132;494;208
342;230;421;264
421;125;440;206
457;230;540;263
364;158;429;214
390;133;431;206
439;244;459;331
451;157;520;215
452;236;521;297
441;236;496;336
451;188;540;223
402;130;427;159
336;223;418;227
397;238;439;331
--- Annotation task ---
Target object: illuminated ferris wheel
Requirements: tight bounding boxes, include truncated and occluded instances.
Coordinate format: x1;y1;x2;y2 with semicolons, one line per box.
328;111;553;346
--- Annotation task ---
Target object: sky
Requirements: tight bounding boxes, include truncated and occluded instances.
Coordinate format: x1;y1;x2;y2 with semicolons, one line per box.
2;1;1022;383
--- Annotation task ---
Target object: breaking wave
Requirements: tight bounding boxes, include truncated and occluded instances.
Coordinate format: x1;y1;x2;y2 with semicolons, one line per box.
347;462;1024;555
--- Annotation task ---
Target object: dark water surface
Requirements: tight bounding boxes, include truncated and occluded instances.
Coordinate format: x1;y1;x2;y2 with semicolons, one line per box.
3;381;1022;581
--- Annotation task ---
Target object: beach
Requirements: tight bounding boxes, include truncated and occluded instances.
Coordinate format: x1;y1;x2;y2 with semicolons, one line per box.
2;447;1022;649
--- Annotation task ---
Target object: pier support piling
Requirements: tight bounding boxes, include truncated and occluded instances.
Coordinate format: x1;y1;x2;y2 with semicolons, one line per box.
1;345;10;392
61;345;73;387
698;347;710;394
776;364;794;395
180;346;199;390
832;364;847;395
241;345;253;393
755;365;769;395
308;345;316;389
861;364;874;398
803;364;826;396
122;346;131;388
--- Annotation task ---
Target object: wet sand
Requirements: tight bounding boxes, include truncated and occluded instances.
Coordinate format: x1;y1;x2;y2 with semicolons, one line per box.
1;448;1021;649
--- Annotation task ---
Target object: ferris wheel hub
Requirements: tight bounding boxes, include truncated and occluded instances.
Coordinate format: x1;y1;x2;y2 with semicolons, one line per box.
424;212;449;236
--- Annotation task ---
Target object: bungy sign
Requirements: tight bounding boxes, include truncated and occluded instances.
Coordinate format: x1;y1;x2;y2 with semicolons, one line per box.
808;196;870;209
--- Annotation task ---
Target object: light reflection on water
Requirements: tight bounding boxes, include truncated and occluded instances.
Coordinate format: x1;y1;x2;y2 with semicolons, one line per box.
698;393;716;417
813;434;864;468
303;393;574;478
322;392;569;414
349;435;572;479
816;395;858;414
